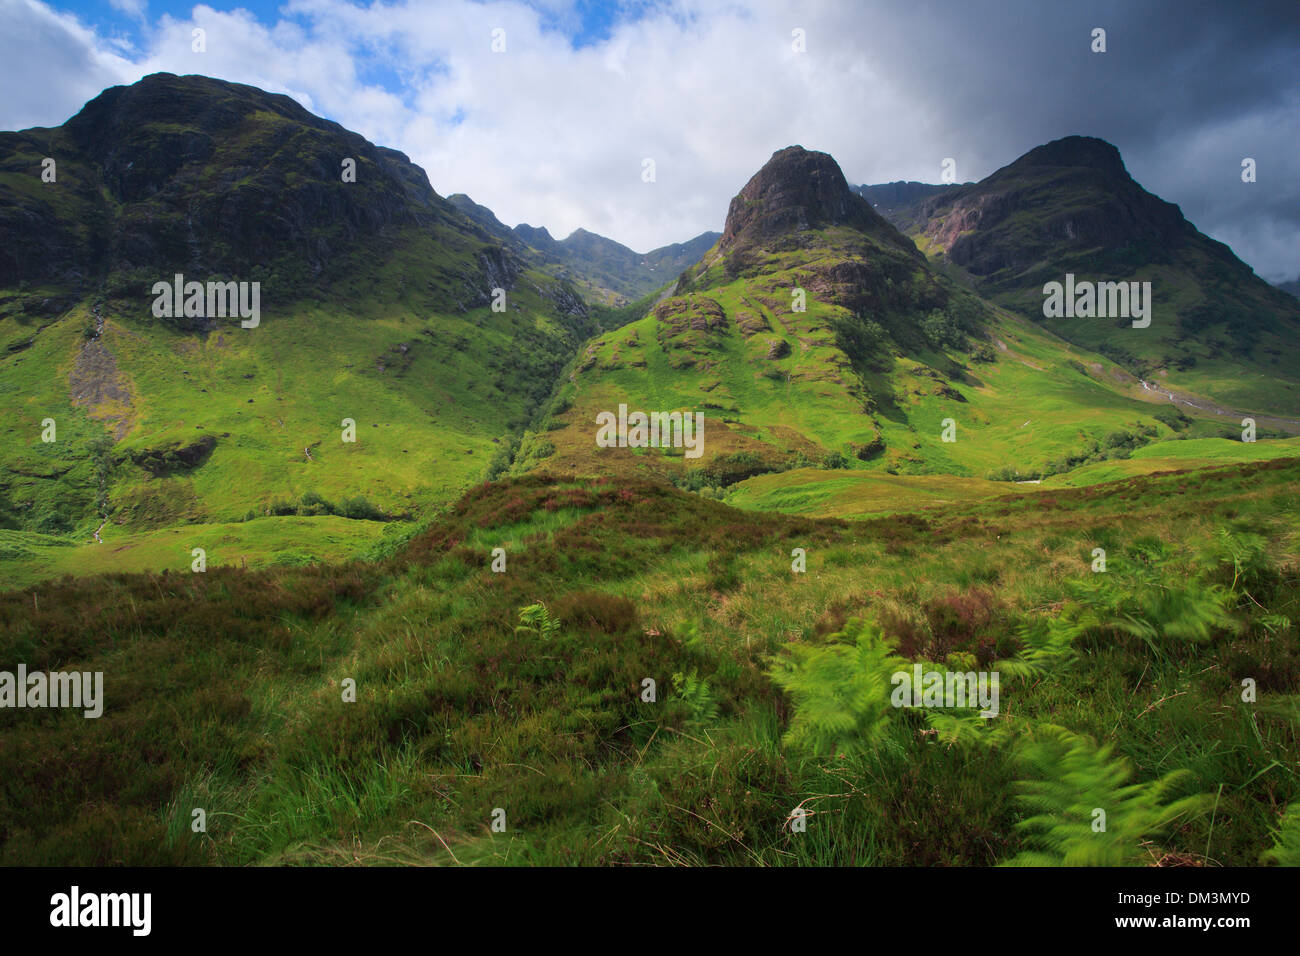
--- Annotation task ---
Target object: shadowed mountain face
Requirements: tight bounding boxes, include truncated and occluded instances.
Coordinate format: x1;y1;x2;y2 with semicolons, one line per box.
860;135;1300;417
852;181;965;233
0;73;513;296
448;192;718;305
914;137;1188;284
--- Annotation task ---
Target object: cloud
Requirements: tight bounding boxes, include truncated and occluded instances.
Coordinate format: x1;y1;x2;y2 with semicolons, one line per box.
0;0;137;131
108;0;147;20
2;0;1297;280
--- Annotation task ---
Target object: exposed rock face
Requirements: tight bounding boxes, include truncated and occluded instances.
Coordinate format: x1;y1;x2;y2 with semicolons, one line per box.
128;434;217;476
720;146;913;256
913;136;1193;285
765;338;791;359
653;295;727;335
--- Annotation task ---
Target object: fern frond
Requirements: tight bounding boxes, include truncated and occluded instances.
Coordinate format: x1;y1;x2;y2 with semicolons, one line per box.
1261;801;1300;866
768;617;912;756
1003;723;1210;866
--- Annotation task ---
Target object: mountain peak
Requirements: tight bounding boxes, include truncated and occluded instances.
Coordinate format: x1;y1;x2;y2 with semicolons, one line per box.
721;145;883;247
514;223;556;249
1010;135;1127;175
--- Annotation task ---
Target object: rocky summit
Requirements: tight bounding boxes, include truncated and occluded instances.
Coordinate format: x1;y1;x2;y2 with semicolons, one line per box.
720;146;913;255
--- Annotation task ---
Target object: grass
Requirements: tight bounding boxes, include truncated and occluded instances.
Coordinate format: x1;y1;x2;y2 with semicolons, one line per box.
727;436;1300;518
0;514;388;589
2;457;1297;866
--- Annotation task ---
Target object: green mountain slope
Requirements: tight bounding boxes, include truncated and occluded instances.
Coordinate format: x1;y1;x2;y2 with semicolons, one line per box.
523;146;1261;494
863;136;1300;419
0;73;597;556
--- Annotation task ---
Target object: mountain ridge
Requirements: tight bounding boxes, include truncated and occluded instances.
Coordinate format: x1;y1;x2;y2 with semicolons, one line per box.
857;134;1300;418
448;192;719;305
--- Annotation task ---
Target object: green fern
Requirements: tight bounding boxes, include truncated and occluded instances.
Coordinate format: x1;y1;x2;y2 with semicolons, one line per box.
1206;527;1274;595
999;610;1098;676
1003;724;1209;866
670;670;719;729
1072;555;1237;647
923;709;1011;748
1005;552;1239;675
768;618;912;755
514;602;560;640
1261;801;1300;866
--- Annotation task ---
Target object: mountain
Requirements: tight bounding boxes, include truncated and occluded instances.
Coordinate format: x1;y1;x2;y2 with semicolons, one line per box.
1277;278;1300;300
862;136;1300;419
2;76;1293;586
0;73;596;553
448;192;718;306
851;181;966;232
4;80;1298;874
520;145;1214;491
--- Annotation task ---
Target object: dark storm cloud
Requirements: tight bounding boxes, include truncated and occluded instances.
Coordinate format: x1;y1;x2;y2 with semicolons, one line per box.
841;0;1300;280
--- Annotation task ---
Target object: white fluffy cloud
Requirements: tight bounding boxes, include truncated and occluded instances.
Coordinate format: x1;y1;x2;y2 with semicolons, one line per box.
2;0;1297;281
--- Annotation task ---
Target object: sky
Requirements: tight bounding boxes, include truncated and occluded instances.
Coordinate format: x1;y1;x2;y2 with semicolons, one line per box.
2;0;1298;282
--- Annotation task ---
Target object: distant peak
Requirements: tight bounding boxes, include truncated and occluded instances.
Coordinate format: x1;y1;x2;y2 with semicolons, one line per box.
514;223;555;245
1014;136;1127;175
722;145;879;246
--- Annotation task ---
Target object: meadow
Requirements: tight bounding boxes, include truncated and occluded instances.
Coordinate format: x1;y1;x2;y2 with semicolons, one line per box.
2;456;1297;866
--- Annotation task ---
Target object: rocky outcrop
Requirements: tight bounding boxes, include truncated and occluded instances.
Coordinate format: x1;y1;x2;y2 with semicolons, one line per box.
128;434;217;476
914;136;1193;284
719;146;916;258
765;338;791;359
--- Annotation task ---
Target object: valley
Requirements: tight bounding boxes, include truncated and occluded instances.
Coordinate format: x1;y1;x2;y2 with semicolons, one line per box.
0;73;1296;870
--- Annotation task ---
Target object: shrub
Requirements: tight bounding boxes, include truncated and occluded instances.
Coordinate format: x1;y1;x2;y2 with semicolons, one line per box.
338;496;386;521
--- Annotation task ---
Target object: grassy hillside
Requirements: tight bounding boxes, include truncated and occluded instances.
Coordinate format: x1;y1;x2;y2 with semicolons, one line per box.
0;257;590;532
505;145;1290;513
878;137;1300;419
522;232;1250;496
729;436;1300;518
2;458;1297;865
0;74;598;583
